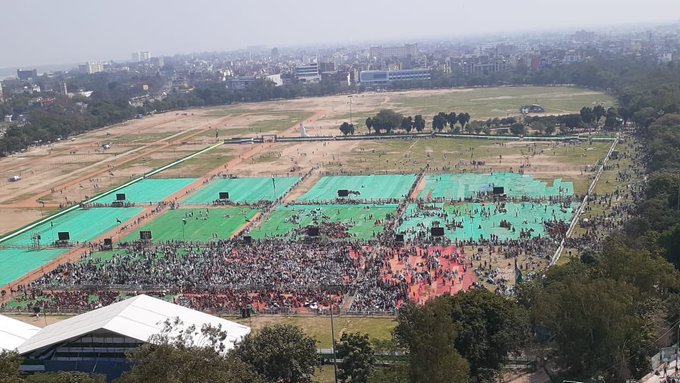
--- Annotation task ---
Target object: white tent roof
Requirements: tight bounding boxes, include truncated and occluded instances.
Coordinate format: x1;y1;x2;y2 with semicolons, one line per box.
0;314;41;351
19;294;250;355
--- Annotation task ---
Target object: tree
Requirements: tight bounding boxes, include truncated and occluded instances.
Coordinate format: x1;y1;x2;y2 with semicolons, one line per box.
526;257;664;381
0;351;23;383
458;112;471;131
337;332;375;383
25;372;106;383
400;117;413;133
563;114;582;132
544;124;556;135
118;318;264;383
593;104;606;123
632;107;658;129
369;366;408;383
580;106;595;125
339;122;354;136
509;122;526;136
414;115;425;132
448;290;530;380
446;112;458;131
365;117;373;134
432;112;447;132
371;109;403;134
233;324;317;383
395;299;469;383
604;107;621;129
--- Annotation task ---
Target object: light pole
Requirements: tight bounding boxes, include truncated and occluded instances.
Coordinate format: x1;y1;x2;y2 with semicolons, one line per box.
347;95;354;126
330;300;339;383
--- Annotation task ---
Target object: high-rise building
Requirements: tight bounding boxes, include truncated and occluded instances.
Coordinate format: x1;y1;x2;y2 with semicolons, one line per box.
369;44;418;60
79;62;104;74
16;69;38;81
0;81;4;103
295;63;321;83
131;51;151;62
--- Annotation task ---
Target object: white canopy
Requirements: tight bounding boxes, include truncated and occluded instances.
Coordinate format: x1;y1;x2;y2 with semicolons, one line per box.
19;294;250;355
0;314;40;351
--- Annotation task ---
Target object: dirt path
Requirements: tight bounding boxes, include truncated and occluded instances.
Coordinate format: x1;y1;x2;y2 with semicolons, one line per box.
409;177;426;200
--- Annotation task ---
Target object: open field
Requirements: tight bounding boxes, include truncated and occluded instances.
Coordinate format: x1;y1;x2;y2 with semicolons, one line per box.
122;207;259;242
299;174;417;202
184;176;301;204
251;204;398;240
0;86;621;346
316;86;615;133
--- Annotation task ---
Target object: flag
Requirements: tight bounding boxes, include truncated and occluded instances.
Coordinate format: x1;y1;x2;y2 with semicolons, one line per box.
116;218;122;224
514;258;523;284
272;176;276;190
182;218;187;225
50;221;54;228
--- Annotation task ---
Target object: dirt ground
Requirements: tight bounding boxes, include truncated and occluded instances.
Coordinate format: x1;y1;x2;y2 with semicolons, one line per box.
0;88;610;234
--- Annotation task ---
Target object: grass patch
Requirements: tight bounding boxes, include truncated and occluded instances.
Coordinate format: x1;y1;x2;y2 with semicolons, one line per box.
248;111;315;133
122;207;259;242
229;315;396;348
388;86;615;119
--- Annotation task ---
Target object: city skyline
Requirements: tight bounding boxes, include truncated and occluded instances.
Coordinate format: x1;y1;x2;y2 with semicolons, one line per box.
1;0;680;68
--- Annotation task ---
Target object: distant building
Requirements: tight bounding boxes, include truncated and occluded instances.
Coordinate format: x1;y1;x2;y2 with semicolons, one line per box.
295;63;321;83
0;81;4;103
79;62;104;74
17;69;38;81
227;76;258;90
572;30;596;42
370;43;418;60
266;74;283;86
520;104;545;113
59;82;68;96
359;68;430;87
131;51;152;62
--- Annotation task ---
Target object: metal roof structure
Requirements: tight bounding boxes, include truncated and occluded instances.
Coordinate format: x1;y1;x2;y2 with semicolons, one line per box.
18;294;250;355
0;314;40;351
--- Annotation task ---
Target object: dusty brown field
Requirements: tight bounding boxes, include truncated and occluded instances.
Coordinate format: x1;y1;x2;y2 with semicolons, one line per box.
0;87;611;235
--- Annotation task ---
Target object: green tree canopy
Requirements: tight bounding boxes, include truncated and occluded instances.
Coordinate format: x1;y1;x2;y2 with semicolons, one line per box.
337;332;375;383
447;290;530;379
233;324;318;383
395;298;469;383
371;109;403;134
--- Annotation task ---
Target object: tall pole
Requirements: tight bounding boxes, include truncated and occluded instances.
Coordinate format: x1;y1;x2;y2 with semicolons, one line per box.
348;95;353;126
330;302;339;383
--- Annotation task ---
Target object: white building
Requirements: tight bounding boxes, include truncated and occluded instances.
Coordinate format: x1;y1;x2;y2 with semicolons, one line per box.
79;62;104;74
295;63;321;83
359;68;431;87
19;294;250;381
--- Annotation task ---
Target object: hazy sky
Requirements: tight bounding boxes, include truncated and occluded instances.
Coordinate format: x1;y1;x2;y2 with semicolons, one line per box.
2;0;679;68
